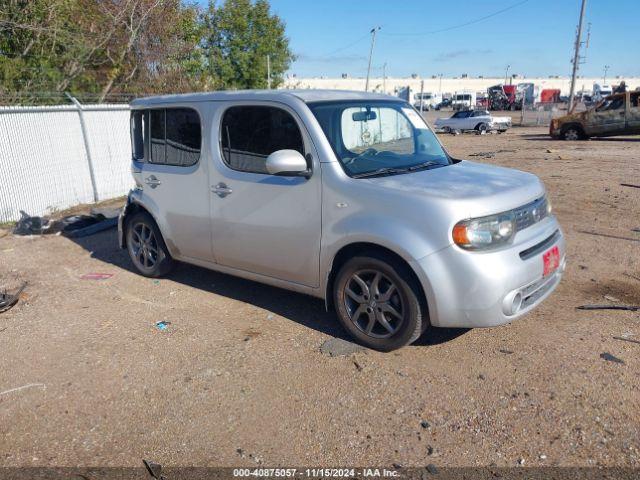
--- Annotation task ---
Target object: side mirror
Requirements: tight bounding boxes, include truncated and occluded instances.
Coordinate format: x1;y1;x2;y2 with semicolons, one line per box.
265;150;311;178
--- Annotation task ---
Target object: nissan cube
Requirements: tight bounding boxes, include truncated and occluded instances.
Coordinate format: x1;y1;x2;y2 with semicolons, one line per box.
119;90;566;351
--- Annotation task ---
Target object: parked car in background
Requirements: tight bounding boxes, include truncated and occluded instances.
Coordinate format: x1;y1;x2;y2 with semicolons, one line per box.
550;91;640;140
452;91;476;111
120;89;564;351
593;83;613;102
435;98;452;110
413;92;441;111
433;110;512;133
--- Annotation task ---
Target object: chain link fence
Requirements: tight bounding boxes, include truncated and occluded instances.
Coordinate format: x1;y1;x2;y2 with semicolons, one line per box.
0;101;132;223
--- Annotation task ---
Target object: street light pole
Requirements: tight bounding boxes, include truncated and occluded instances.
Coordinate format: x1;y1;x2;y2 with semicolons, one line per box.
504;64;510;85
365;27;380;92
438;73;443;96
383;62;387;93
603;65;609;85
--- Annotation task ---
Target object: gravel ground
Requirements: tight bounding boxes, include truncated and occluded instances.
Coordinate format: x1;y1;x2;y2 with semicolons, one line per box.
0;125;639;468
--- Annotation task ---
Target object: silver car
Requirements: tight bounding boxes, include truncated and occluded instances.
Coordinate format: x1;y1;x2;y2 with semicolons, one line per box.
119;90;566;351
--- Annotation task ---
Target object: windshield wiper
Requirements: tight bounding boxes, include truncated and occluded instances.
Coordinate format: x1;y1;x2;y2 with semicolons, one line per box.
407;161;442;171
352;167;409;179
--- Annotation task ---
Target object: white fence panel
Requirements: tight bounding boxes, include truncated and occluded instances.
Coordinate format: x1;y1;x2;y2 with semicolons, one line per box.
0;103;132;223
83;107;133;201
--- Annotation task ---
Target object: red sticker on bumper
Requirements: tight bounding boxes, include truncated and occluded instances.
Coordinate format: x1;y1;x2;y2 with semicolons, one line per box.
543;246;560;276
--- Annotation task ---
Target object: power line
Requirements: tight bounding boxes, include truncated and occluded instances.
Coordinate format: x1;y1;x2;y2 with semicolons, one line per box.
321;32;371;57
382;0;529;36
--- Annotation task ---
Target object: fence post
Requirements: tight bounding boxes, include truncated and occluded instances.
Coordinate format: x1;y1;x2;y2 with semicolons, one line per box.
65;93;99;203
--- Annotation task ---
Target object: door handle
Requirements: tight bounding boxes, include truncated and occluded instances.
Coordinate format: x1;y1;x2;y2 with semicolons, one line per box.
144;175;161;189
212;183;233;197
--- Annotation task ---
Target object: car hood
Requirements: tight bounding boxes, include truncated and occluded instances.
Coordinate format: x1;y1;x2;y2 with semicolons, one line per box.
363;160;545;218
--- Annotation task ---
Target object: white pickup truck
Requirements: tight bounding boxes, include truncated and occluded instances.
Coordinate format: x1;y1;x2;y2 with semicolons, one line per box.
433;110;512;133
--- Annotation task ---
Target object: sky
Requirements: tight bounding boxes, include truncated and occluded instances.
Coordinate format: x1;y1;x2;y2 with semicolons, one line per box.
260;0;640;79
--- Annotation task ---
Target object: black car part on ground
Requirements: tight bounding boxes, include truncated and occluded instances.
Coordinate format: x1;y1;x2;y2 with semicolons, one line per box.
0;282;27;314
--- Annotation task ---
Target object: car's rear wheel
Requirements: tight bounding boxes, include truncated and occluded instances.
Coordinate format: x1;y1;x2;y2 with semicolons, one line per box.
476;122;489;134
333;255;425;351
126;211;174;277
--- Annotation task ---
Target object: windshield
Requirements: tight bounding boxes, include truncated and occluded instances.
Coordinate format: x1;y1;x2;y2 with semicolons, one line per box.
309;100;450;178
455;94;471;101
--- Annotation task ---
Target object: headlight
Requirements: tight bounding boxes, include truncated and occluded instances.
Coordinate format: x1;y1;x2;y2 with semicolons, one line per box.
453;211;516;250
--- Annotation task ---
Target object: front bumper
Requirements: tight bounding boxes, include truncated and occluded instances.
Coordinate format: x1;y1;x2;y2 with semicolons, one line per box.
411;216;566;328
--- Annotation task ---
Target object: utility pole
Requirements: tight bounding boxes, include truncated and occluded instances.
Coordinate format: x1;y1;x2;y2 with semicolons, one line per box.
267;55;271;89
419;79;424;114
603;65;610;85
438;73;443;96
365;27;380;92
382;62;387;93
504;64;510;85
568;0;587;113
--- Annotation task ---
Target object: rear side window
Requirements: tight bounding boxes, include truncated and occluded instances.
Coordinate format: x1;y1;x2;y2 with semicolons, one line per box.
148;108;201;166
131;111;146;160
220;106;304;174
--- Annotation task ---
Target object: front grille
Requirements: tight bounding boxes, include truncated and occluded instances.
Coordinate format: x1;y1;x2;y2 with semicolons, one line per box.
514;197;549;232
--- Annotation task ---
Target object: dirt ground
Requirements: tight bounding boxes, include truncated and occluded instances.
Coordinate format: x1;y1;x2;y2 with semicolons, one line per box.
1;125;639;469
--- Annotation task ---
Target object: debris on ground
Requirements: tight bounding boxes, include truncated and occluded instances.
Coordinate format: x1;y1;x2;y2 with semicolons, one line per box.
469;149;517;158
60;214;117;238
420;420;431;429
600;352;625;364
620;183;640;189
0;383;45;397
499;349;514;354
604;295;621;302
578;230;640;243
319;337;365;357
12;209;118;237
576;304;640;312
155;321;171;331
142;459;164;479
80;273;114;281
612;336;640;345
13;211;52;235
0;282;26;313
426;464;439;474
353;359;364;371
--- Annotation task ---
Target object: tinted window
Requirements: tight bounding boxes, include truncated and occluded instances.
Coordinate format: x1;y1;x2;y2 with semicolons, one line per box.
221;106;304;174
149;108;200;166
131;111;145;161
166;108;201;166
150;109;166;164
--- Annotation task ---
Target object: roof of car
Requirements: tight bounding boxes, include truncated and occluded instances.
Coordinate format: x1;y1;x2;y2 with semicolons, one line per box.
130;89;399;107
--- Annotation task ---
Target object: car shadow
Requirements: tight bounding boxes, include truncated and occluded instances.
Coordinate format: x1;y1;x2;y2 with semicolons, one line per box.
68;228;468;347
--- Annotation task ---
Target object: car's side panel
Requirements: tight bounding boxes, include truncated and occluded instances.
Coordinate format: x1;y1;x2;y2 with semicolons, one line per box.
208;100;322;287
133;103;214;262
627;91;640;134
584;94;627;136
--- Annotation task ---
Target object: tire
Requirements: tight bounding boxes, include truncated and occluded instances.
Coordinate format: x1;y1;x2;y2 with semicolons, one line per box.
561;125;584;141
125;211;174;277
476;122;489;134
442;126;451;134
333;254;426;351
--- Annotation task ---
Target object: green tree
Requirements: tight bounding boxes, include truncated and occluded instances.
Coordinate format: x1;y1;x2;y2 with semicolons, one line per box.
202;0;294;90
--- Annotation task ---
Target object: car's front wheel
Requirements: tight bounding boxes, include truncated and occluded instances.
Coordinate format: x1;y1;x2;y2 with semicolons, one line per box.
125;211;174;277
333;254;426;351
561;125;585;140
